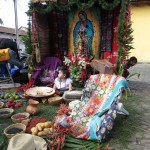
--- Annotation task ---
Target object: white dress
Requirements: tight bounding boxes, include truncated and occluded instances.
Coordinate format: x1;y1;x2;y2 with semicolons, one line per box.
54;77;73;89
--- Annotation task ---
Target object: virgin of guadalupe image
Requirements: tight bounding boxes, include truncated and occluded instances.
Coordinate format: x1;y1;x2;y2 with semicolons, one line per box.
73;11;94;59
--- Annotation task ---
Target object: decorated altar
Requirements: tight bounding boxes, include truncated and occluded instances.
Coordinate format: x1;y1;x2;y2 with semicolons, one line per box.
27;0;133;79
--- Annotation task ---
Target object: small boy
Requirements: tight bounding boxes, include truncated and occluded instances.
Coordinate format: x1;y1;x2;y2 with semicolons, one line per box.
123;56;137;78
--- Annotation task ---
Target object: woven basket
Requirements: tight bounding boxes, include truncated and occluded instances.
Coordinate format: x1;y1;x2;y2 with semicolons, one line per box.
11;112;30;123
25;87;55;98
48;96;63;105
0;108;14;119
4;123;26;139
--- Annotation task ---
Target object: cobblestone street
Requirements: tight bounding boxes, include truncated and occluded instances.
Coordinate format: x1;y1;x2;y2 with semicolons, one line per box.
125;63;150;150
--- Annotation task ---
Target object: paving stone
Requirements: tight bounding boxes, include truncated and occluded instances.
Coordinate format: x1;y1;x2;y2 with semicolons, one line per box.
116;63;150;149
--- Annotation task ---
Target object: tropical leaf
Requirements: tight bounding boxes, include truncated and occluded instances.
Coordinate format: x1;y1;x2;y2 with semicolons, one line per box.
62;136;100;150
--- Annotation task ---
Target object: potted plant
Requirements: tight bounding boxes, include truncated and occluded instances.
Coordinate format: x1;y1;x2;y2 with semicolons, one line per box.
64;54;91;88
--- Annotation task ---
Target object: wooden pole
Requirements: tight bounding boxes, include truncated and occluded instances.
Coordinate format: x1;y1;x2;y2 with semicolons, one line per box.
13;0;19;49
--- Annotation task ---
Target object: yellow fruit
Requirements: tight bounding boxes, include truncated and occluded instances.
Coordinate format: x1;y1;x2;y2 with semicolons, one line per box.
44;122;52;128
36;124;42;131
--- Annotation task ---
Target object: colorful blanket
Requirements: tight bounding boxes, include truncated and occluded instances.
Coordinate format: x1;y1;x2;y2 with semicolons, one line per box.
55;74;128;140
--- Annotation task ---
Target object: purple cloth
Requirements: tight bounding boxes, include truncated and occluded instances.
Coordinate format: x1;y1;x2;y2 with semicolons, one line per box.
32;57;62;85
43;57;62;79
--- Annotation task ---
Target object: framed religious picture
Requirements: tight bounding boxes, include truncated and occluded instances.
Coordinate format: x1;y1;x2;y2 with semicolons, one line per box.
68;7;101;59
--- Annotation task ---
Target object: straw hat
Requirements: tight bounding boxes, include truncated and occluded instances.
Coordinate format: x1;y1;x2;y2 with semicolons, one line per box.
7;134;47;150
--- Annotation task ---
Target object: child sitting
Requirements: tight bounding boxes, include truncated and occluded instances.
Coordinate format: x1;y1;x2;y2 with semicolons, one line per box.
53;67;73;95
123;56;137;78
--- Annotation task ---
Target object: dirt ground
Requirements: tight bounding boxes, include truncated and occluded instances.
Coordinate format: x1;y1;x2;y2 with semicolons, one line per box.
125;63;150;150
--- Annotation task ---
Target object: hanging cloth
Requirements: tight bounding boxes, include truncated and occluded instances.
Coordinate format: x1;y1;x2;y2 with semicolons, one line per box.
100;9;114;52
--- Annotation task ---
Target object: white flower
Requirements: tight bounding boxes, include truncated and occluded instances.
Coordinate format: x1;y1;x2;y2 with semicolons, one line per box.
71;111;76;116
97;86;101;91
63;56;71;66
92;85;96;90
100;90;104;95
95;90;99;95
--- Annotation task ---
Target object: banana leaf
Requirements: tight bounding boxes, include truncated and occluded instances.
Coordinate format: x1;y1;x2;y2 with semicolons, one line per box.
62;136;100;150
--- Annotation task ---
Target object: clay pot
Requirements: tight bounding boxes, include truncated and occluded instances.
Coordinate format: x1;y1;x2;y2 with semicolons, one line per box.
26;99;39;115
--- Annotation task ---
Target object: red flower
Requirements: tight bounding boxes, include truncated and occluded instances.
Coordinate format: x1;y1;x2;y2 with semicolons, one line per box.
93;96;101;105
80;70;86;82
86;106;95;116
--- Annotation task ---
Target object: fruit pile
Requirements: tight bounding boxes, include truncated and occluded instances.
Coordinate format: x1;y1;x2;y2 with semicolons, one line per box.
31;122;53;136
0;92;20;100
6;100;23;109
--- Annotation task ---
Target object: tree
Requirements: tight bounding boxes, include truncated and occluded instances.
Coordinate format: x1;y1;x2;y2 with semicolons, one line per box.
21;20;32;54
0;18;3;25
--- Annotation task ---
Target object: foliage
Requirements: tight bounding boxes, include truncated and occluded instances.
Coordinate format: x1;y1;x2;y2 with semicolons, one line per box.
98;0;121;10
116;1;134;74
122;23;134;58
21;18;32;54
117;63;124;76
29;0;125;14
77;0;96;10
0;18;3;25
116;0;127;74
62;136;100;150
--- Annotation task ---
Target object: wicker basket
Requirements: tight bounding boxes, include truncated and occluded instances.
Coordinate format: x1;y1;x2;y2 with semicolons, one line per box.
48;96;63;105
25;87;55;98
4;123;26;139
0;108;14;119
11;112;30;123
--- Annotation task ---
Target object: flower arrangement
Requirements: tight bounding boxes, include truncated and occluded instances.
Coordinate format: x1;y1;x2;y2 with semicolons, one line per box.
63;55;90;83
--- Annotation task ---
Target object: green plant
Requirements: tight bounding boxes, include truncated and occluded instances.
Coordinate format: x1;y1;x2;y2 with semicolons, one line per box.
29;0;128;14
62;136;100;150
0;18;3;25
116;1;134;74
21;18;32;54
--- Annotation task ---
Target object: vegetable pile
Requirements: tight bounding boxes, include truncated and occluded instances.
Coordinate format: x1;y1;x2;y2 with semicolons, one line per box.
0;92;20;100
31;121;53;136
